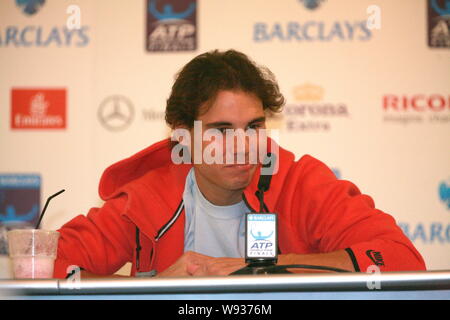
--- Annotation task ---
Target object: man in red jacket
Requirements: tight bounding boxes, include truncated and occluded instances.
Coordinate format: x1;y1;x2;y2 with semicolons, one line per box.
53;50;425;279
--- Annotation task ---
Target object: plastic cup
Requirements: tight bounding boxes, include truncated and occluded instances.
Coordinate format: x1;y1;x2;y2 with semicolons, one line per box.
7;229;60;279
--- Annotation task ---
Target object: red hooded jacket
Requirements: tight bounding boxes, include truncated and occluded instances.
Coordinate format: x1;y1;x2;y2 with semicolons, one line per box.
53;139;426;278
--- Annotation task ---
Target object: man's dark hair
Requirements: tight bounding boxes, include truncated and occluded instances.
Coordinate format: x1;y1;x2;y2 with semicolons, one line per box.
165;49;285;129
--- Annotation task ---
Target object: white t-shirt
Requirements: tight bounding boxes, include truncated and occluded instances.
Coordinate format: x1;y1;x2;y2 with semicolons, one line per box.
183;168;246;258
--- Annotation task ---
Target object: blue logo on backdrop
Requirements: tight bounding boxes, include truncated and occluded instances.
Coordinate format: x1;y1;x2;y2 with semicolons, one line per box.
0;174;40;227
299;0;325;10
0;0;90;47
254;1;372;42
439;181;450;209
399;222;450;244
397;181;450;244
16;0;45;15
146;0;197;52
428;0;450;48
431;0;450;16
149;0;196;20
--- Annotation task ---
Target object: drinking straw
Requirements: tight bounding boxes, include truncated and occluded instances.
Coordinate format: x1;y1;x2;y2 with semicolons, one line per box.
35;189;65;229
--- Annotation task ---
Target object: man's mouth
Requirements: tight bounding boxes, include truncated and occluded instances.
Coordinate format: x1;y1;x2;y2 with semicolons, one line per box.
224;163;255;170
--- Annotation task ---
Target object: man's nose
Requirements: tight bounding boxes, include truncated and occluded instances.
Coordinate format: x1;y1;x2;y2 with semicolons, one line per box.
226;129;257;164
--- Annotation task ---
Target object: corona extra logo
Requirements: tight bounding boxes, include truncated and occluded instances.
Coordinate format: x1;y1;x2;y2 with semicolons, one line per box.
293;83;325;102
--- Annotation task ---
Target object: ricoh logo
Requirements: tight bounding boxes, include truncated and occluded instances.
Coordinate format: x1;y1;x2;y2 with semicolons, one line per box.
283;83;350;132
382;94;450;125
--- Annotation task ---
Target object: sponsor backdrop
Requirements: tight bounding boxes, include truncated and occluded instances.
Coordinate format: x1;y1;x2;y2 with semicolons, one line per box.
0;0;449;274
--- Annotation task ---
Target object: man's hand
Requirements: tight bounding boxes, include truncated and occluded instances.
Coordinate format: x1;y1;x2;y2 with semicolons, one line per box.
157;249;354;277
189;256;247;276
157;251;246;277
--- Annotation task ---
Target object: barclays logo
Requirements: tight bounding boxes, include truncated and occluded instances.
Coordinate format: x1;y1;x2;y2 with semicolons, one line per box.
399;222;450;244
1;0;90;48
254;0;371;42
439;181;450;209
0;26;90;48
299;0;325;10
16;0;45;16
254;21;372;43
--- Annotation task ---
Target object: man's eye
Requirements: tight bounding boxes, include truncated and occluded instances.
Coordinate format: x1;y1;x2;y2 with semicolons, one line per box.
247;123;262;130
217;127;229;133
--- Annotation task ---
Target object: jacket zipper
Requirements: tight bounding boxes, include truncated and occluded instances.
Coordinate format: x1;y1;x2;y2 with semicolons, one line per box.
155;199;184;241
135;199;184;272
137;194;267;272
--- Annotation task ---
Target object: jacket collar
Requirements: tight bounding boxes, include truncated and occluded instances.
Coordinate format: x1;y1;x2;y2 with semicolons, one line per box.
98;138;295;237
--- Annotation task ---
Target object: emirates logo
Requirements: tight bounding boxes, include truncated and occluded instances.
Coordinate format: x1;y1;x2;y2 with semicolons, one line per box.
11;88;66;129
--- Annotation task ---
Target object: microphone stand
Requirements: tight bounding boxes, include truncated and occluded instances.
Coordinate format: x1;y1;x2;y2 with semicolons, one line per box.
231;160;292;275
231;261;292;275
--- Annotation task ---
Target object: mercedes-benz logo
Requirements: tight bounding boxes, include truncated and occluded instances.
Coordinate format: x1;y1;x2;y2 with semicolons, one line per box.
98;95;134;131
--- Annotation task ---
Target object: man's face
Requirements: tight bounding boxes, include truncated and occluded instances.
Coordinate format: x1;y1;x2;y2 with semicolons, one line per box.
188;90;266;205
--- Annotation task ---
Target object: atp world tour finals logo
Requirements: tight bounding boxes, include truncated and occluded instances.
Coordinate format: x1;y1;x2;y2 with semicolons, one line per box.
246;214;277;259
428;0;450;48
146;0;197;52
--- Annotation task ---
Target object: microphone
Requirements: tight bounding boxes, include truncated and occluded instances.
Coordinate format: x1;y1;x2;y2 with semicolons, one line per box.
256;153;275;212
231;153;351;276
231;153;283;275
257;152;274;192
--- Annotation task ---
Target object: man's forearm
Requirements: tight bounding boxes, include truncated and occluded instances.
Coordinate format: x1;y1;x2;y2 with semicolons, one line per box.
277;249;356;272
